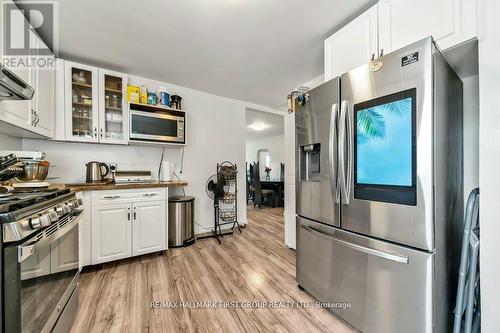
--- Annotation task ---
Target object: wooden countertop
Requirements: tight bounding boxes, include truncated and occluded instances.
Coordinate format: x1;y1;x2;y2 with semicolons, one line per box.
50;181;187;192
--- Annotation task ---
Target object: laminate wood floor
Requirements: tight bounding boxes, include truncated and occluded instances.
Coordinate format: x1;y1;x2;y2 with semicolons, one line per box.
71;206;356;333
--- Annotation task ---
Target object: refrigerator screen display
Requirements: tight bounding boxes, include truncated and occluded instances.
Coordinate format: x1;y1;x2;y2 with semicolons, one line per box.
356;98;412;186
354;88;417;205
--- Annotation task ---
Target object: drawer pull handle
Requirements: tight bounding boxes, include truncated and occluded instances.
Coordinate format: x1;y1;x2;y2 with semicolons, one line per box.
301;224;409;264
103;195;121;199
143;193;157;197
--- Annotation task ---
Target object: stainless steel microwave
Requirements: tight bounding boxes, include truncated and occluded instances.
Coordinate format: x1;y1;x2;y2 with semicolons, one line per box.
129;104;185;144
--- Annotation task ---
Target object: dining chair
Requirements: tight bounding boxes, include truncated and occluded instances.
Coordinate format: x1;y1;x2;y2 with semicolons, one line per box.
253;161;276;208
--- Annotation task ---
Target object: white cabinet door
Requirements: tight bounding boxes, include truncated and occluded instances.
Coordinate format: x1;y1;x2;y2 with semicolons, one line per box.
64;61;99;143
0;2;33;132
30;34;55;138
324;4;378;81
378;0;477;53
132;200;166;256
91;203;132;264
98;69;128;144
53;58;66;140
284;112;296;249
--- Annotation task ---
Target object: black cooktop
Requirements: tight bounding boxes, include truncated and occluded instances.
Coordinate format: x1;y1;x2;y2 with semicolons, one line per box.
0;188;71;222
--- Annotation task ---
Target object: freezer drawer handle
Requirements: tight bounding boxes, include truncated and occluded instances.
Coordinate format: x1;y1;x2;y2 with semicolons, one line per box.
301;224;409;264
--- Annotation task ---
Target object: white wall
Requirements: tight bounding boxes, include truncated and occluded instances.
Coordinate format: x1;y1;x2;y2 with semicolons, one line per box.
0;134;22;150
478;0;500;330
246;134;285;179
22;73;264;235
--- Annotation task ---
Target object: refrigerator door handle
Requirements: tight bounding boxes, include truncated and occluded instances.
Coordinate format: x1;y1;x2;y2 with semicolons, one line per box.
300;224;409;264
329;103;340;203
339;100;352;204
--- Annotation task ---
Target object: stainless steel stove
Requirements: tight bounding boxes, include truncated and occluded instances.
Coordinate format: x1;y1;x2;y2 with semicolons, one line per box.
0;188;80;243
1;172;82;332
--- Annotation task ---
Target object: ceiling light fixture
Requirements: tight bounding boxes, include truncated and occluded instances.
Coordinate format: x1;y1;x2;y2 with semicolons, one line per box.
248;122;269;131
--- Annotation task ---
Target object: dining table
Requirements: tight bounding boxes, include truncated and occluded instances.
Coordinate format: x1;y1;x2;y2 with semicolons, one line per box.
260;178;284;207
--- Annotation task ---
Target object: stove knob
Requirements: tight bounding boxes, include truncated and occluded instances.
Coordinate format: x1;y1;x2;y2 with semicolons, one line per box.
29;217;42;230
55;205;65;216
48;211;59;222
68;200;78;209
62;204;71;214
40;214;51;227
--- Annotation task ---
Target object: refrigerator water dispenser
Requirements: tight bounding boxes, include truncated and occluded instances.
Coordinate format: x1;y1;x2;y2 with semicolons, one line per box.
300;143;321;181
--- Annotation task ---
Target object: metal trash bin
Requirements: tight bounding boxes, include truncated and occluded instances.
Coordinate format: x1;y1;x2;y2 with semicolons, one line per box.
168;196;195;247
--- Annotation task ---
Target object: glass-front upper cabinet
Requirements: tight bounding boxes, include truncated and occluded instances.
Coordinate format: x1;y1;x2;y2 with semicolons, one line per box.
64;61;99;143
98;69;128;144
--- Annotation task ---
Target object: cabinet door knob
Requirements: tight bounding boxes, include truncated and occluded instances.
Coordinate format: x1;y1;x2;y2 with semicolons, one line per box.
94;127;97;137
100;128;103;139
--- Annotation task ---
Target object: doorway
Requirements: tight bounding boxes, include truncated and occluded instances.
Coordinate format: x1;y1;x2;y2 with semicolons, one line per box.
245;107;286;228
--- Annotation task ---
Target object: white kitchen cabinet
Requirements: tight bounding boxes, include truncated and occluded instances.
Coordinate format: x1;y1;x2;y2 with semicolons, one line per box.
89;188;168;265
324;4;378;81
98;69;128;144
64;61;99;142
132;201;166;256
30;33;55;138
53;59;66;140
60;61;129;144
0;2;54;138
378;0;477;53
91;202;132;264
0;0;31;132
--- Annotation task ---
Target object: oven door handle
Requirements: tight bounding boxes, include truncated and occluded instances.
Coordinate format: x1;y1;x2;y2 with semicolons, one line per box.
17;211;82;263
18;244;34;263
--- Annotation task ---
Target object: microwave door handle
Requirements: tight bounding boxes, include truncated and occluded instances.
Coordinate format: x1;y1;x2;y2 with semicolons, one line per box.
329;103;340;203
131;110;181;121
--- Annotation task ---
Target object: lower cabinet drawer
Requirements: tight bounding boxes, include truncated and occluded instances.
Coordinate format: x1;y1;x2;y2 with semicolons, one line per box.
91;188;165;206
296;216;434;333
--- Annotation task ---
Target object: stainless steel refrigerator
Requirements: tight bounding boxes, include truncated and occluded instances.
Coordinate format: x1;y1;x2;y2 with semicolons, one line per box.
295;37;463;333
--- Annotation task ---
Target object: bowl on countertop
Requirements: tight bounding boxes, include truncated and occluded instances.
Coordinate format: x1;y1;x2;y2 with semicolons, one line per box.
15;160;50;182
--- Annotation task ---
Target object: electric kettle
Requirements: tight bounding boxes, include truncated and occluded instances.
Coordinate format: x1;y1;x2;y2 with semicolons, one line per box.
86;161;109;183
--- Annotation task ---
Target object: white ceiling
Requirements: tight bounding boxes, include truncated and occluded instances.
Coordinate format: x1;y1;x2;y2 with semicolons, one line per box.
246;108;284;141
43;0;373;107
